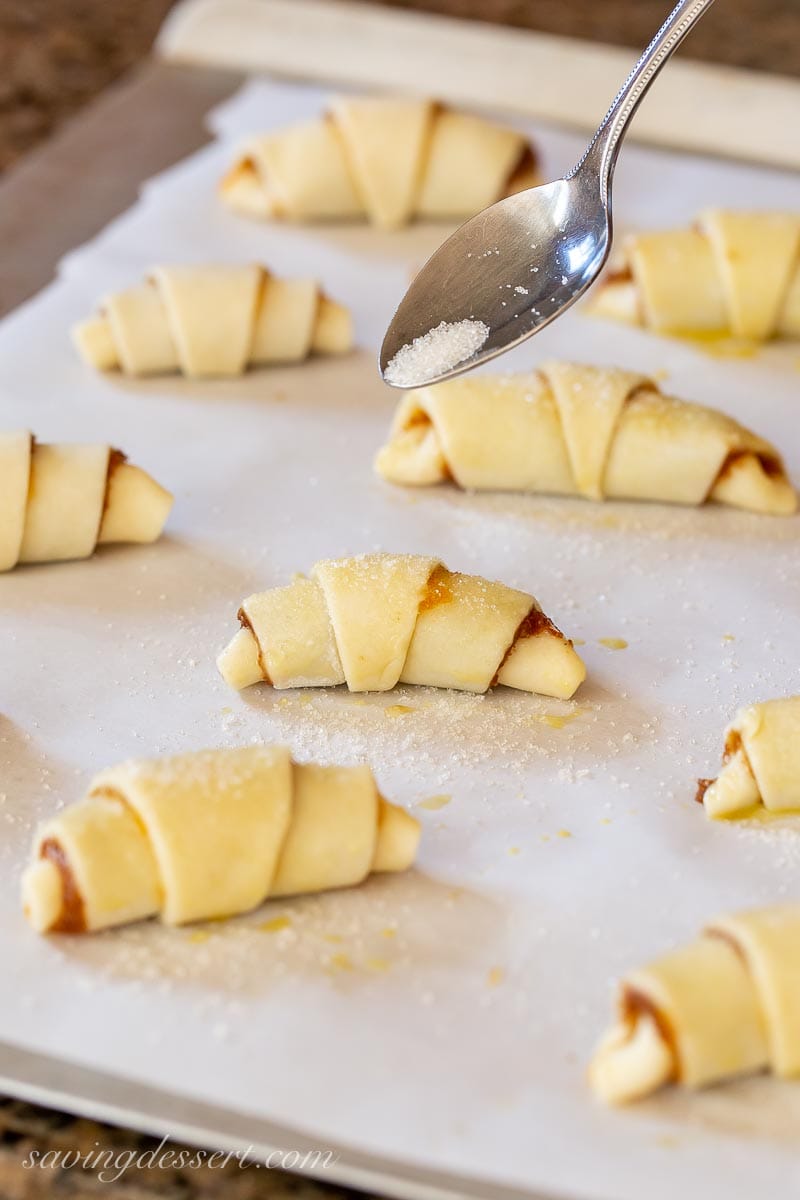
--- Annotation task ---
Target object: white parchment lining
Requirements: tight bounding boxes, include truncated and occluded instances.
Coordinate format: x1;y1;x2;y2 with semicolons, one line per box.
1;79;799;1200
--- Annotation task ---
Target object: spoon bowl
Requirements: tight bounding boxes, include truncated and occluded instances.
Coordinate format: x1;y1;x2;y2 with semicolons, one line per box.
380;171;611;386
380;0;716;389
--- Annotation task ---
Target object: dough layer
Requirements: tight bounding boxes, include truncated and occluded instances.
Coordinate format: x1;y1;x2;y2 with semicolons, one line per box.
0;433;172;570
218;553;586;700
73;264;353;378
22;746;420;933
591;210;800;341
375;362;797;515
590;905;800;1104
220;96;540;229
698;696;800;818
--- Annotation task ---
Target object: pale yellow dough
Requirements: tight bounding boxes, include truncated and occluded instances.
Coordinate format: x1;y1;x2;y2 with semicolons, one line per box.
699;697;800;819
375;362;797;515
0;432;172;571
21;746;420;933
218;553;586;700
590;209;800;341
590;905;800;1104
72;264;353;378
220;95;540;229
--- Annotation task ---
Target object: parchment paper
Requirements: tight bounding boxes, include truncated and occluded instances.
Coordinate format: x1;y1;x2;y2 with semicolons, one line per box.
1;78;800;1200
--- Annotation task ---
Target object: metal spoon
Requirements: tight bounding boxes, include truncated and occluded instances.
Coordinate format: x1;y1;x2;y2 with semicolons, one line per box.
380;0;717;388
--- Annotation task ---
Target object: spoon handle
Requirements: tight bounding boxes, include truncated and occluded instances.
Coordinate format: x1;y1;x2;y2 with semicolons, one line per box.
572;0;717;197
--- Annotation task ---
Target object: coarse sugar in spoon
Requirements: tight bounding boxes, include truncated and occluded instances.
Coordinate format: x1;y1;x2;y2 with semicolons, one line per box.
380;0;717;389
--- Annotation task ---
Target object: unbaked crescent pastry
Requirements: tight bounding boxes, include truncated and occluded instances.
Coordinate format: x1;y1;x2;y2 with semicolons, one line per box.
590;905;800;1104
218;553;585;700
73;264;353;378
375;362;797;515
22;746;420;933
590;210;800;341
220;95;540;229
0;432;172;571
697;697;800;819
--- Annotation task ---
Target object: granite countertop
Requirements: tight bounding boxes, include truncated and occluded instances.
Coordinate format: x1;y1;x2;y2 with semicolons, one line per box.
1;0;798;1196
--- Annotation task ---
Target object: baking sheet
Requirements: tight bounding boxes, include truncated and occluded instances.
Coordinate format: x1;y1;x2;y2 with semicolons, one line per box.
2;77;800;1200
